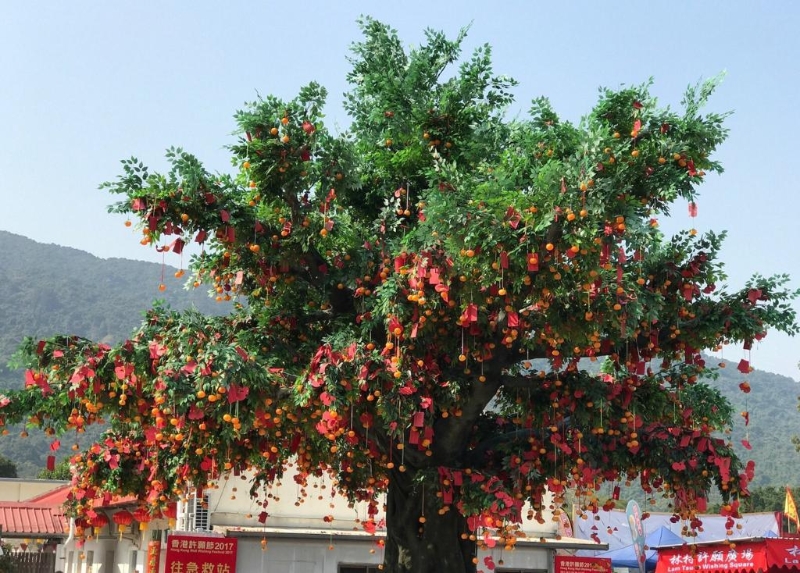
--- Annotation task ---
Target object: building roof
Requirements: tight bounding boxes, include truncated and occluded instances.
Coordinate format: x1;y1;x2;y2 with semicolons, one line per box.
0;503;69;537
24;484;71;505
0;481;139;538
95;494;139;508
218;526;608;551
23;483;136;508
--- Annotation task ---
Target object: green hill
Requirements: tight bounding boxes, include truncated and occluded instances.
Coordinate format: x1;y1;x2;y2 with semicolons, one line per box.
0;230;231;475
0;230;797;486
705;358;800;487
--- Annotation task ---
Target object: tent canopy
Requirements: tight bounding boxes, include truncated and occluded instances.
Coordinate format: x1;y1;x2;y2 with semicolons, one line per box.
595;526;686;571
573;510;780;550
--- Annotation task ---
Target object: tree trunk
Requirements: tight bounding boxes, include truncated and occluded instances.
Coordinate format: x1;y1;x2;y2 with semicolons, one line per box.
383;466;477;573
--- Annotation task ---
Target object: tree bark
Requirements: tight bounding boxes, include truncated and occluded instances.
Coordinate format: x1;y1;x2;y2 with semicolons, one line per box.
384;466;477;573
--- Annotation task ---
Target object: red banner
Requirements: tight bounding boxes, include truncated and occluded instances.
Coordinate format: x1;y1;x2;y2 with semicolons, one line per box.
656;538;800;573
767;538;800;568
165;534;237;573
556;556;612;573
145;540;161;573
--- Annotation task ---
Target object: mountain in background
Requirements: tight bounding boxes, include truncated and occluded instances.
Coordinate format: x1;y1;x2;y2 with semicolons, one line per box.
0;230;797;486
0;230;231;475
710;360;799;487
0;231;229;381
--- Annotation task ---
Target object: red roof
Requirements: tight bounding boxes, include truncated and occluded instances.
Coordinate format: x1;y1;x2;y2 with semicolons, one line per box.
0;482;138;537
24;484;136;508
95;494;138;508
24;484;71;505
0;503;69;537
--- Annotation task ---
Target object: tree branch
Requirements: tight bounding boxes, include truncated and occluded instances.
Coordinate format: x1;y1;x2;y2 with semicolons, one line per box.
463;417;572;469
430;367;502;467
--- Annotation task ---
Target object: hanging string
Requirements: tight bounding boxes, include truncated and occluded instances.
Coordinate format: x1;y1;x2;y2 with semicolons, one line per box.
420;485;425;523
159;251;167;292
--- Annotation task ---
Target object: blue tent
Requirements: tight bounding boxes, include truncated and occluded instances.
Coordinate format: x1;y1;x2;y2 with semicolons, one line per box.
595;526;685;571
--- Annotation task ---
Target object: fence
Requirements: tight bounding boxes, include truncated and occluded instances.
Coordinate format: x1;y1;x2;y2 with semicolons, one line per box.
10;552;55;573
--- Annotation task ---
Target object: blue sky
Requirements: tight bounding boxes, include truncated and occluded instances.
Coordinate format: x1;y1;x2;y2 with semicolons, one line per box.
1;1;798;381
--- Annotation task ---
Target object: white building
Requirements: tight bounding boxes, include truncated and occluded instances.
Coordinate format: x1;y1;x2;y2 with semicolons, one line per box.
9;470;604;573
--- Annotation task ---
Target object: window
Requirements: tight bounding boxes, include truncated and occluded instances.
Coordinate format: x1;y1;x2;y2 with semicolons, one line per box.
339;566;382;573
191;494;210;531
105;551;115;573
180;493;210;531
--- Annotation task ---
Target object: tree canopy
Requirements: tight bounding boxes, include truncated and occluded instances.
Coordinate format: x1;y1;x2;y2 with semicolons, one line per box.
1;18;798;573
0;454;17;478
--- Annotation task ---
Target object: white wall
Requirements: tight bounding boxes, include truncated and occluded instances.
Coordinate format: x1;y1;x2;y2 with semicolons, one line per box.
58;527;147;573
52;465;574;573
0;478;68;502
205;467;374;531
236;537;382;573
232;536;553;573
206;467;559;538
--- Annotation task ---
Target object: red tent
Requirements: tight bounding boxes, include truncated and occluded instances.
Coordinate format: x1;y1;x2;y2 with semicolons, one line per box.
656;538;800;573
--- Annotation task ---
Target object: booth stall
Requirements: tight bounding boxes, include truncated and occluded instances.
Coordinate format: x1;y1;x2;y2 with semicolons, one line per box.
656;537;800;573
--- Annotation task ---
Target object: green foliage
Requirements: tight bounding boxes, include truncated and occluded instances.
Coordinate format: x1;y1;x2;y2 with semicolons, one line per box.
36;457;71;480
0;454;17;478
741;485;799;513
0;231;226;477
0;20;797;573
0;545;16;573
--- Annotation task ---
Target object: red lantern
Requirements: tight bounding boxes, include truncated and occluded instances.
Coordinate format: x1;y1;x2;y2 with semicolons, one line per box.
89;512;109;536
74;517;89;538
162;502;178;528
112;510;134;535
133;507;152;531
162;503;178;520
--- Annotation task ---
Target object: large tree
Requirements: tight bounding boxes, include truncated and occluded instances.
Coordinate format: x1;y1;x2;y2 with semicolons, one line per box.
1;19;798;573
